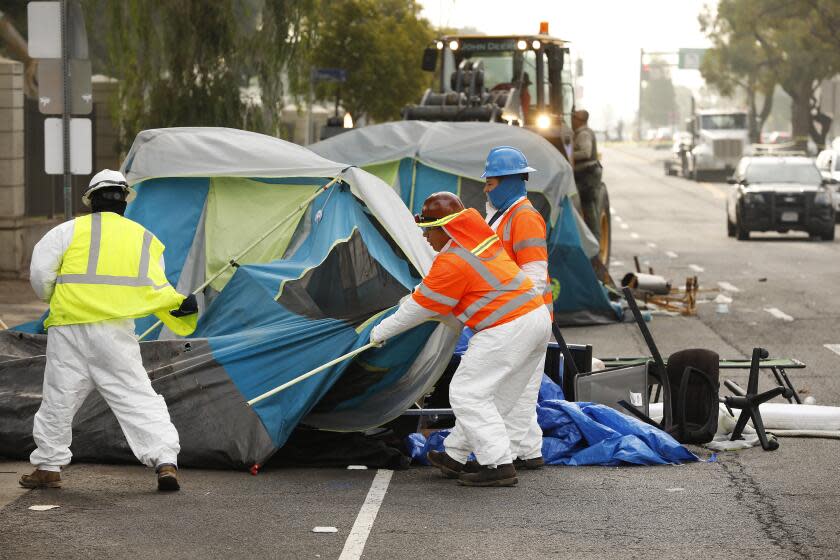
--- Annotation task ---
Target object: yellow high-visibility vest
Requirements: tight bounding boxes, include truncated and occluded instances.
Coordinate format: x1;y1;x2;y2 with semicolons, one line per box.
45;212;197;336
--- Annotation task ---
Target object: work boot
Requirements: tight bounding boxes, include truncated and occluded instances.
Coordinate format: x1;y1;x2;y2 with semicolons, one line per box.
513;456;545;470
427;451;465;479
18;469;61;489
156;464;180;492
457;463;518;487
463;460;480;474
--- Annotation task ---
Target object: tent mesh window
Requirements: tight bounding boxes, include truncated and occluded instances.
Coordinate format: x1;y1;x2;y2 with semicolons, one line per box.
277;230;410;327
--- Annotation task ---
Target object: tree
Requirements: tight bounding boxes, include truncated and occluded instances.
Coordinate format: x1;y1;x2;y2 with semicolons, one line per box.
88;0;318;152
702;0;840;148
305;0;434;123
640;59;678;130
699;6;776;143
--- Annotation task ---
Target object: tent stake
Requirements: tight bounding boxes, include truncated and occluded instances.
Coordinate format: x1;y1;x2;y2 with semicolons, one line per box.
247;342;379;406
137;175;343;341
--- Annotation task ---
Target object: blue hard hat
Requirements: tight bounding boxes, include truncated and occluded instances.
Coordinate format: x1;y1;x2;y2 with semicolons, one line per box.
481;146;536;178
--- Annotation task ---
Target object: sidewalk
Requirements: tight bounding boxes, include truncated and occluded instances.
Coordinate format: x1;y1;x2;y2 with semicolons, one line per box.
0;279;46;328
0;461;31;509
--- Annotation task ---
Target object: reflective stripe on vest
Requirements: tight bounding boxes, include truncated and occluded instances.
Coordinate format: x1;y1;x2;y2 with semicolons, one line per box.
416;281;459;308
498;200;554;317
55;214;169;290
447;245;534;329
44;213;194;336
501;203;538;244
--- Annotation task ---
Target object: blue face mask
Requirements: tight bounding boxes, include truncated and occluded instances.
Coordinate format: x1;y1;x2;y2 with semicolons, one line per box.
487;175;526;212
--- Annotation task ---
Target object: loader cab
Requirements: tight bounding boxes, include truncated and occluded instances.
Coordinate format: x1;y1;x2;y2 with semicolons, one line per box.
412;32;576;158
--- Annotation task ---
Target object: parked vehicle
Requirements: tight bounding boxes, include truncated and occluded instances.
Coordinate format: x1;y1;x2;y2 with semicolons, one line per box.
668;110;751;181
815;147;840;221
726;156;836;241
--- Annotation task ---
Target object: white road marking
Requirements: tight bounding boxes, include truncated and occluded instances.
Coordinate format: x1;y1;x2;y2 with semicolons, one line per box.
764;308;794;322
824;344;840;357
630;232;640;239
689;264;705;273
717;281;740;292
666;251;678;258
699;182;727;200
620;223;629;230
615;215;624;223
610;206;616;213
611;260;625;267
339;469;393;560
647;242;657;249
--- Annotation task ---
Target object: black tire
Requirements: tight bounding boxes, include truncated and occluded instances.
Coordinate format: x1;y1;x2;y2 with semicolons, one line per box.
594;186;611;265
736;212;750;240
575;171;611;266
820;227;835;241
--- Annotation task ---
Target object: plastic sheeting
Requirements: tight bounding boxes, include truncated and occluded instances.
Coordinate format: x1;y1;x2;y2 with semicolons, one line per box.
407;375;697;467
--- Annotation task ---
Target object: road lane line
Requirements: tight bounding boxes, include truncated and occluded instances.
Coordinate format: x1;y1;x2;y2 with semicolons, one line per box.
689;264;705;272
339;469;393;560
699;181;727;200
764;308;794;322
666;251;678;258
718;281;740;292
825;344;840;357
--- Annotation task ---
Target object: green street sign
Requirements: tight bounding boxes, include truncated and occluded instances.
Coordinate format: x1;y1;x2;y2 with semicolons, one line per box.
678;48;707;70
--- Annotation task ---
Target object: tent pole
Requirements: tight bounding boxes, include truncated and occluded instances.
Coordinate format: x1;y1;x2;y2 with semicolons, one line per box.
137;175;343;341
247;341;380;406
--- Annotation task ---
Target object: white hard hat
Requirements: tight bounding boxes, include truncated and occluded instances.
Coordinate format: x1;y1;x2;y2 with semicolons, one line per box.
82;169;136;207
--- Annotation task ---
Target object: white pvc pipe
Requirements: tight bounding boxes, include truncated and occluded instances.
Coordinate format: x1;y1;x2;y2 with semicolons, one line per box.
770;430;840;439
247;342;379;406
647;402;840;433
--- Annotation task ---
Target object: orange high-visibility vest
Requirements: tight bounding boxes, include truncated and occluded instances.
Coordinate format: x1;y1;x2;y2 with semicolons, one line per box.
412;208;543;331
494;198;553;317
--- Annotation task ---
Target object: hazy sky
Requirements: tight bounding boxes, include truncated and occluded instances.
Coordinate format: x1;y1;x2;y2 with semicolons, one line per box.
417;0;715;130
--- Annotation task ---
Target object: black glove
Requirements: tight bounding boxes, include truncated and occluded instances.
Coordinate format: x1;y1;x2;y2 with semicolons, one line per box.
170;294;198;317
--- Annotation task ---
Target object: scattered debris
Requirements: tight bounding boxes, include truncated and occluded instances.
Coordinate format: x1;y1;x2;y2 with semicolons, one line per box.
714;294;733;304
346;465;368;470
717;281;740;292
312;526;338;533
28;505;60;511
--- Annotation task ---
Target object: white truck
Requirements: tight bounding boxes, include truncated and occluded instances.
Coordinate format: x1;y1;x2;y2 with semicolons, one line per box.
668;110;751;181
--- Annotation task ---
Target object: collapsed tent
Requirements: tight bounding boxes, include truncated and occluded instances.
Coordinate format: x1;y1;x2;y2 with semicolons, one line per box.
311;121;619;324
2;127;458;469
407;375;698;466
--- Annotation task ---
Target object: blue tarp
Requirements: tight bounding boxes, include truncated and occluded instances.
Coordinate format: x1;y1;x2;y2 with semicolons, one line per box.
407;374;698;467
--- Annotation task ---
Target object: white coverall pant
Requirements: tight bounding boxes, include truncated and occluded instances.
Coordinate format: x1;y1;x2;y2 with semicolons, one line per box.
444;306;552;466
30;319;180;471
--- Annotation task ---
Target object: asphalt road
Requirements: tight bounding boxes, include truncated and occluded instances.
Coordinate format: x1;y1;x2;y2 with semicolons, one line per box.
1;145;838;560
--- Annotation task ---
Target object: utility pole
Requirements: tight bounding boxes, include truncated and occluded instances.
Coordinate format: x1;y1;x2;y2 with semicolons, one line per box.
60;0;71;218
637;48;643;142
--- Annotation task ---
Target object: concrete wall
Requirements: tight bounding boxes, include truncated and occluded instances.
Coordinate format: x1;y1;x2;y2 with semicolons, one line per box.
0;56;26;278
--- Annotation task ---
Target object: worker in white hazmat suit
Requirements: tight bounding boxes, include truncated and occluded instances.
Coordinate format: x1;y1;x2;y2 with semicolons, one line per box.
20;169;198;492
371;192;551;487
481;146;553;470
